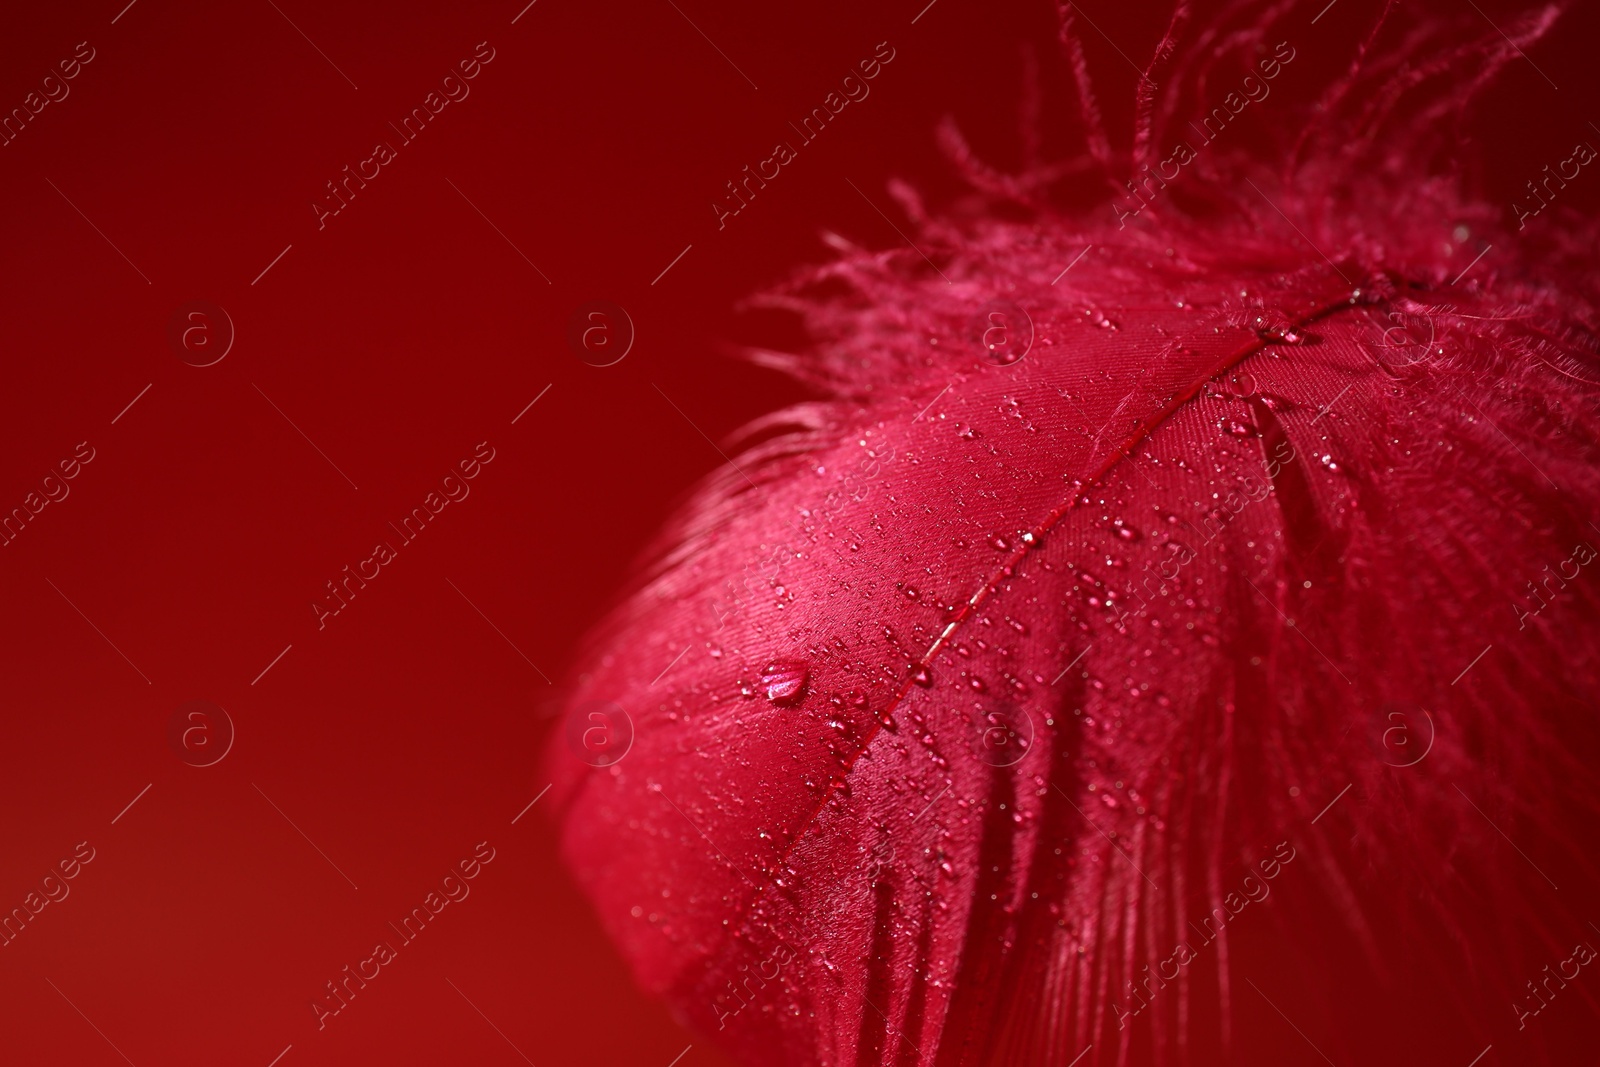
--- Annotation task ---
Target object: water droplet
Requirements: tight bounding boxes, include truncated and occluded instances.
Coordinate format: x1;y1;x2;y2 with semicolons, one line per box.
909;664;934;688
761;660;809;706
1319;454;1341;472
1111;519;1140;541
1221;417;1258;438
1253;312;1304;345
989;534;1011;551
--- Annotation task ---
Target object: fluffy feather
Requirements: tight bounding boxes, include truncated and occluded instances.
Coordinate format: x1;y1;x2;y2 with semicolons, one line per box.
546;4;1600;1063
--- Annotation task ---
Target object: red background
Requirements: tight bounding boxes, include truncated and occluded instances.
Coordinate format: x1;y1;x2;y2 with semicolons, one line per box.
0;1;1594;1065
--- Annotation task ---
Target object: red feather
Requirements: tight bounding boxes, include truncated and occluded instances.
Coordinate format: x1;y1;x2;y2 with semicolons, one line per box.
547;4;1600;1064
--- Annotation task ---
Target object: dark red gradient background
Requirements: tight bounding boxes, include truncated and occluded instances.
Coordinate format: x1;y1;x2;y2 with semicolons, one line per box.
0;2;1596;1065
